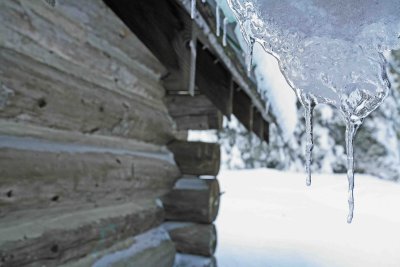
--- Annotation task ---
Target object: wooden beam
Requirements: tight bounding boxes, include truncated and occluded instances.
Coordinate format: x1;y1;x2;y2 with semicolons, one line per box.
0;48;175;145
0;200;163;267
59;227;176;267
263;120;270;144
162;177;220;224
163;222;217;257
165;95;222;130
252;110;264;140
167;141;220;176
196;43;233;116
232;85;254;131
0;122;180;218
104;0;196;93
184;0;270;124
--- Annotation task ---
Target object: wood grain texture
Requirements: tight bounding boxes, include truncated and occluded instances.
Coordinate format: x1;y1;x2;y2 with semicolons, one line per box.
104;0;195;93
61;227;176;267
252;110;264;141
0;200;164;267
164;222;217;257
233;87;254;132
162;177;220;224
165;95;222;130
167;141;220;176
196;45;233;116
0;120;180;220
0;0;176;144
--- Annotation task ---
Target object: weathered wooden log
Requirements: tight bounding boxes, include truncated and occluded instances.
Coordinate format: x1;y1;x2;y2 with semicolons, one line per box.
165;95;223;130
0;0;166;97
0;121;180;218
263;120;270;143
163;222;217;257
0;0;176;144
233;87;254;132
0;200;164;267
104;0;195;93
60;227;176;267
167;141;220;176
162;177;220;223
252;110;264;141
196;43;233;116
172;114;221;131
174;253;217;267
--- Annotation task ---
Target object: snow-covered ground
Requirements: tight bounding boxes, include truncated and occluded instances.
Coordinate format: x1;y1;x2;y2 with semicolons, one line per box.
216;169;400;267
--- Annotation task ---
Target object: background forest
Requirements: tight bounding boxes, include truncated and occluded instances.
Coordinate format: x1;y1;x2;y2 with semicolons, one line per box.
219;51;400;181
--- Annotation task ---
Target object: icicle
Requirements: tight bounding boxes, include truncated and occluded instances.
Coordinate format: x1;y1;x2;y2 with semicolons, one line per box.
216;4;221;37
247;37;255;75
223;18;228;47
304;97;315;186
345;119;361;224
188;40;197;96
191;0;196;19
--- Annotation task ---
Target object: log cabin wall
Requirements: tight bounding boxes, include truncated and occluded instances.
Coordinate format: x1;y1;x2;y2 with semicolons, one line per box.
0;0;270;266
0;0;181;266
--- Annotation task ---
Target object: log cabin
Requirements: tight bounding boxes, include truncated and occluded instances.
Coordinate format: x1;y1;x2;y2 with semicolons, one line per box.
0;0;272;266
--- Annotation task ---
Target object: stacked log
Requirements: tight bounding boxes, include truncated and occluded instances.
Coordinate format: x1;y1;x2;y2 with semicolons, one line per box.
163;222;217;257
59;227;176;267
162;177;220;224
165;95;222;131
0;0;181;266
167;141;220;176
163;141;221;266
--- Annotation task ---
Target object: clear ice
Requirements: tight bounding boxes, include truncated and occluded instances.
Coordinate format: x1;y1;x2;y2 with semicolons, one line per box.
216;4;221;37
227;0;400;223
301;95;315;187
189;40;197;96
191;0;196;19
345;119;362;223
223;17;229;46
247;37;255;75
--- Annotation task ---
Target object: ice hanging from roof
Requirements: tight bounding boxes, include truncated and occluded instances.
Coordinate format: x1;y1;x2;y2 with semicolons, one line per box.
303;95;315;187
191;0;196;19
227;0;400;223
223;17;229;46
216;4;221;36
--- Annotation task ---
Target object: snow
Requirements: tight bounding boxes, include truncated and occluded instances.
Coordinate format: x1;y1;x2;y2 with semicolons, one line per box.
93;227;169;267
0;135;175;163
216;169;400;267
174;253;215;267
233;27;298;140
202;0;299;139
226;0;400;222
188;130;218;143
252;42;298;139
174;177;209;190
